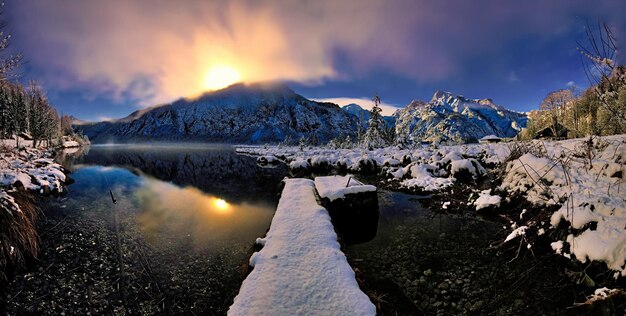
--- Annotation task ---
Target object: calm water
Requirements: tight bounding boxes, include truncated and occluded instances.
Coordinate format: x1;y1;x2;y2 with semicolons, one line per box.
5;145;577;315
62;144;287;252
6;144;288;314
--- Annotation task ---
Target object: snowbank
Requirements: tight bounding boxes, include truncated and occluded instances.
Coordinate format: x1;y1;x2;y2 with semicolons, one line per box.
314;175;376;202
237;134;626;279
0;148;66;194
500;135;626;277
229;178;375;315
236;141;506;192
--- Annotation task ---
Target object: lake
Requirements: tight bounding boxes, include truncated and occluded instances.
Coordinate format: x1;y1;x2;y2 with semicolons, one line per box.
4;144;577;315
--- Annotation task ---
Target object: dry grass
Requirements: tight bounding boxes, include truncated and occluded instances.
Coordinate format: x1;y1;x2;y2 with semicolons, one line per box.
0;189;40;280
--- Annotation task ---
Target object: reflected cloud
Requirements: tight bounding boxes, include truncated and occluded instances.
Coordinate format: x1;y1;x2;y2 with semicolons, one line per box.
135;178;274;250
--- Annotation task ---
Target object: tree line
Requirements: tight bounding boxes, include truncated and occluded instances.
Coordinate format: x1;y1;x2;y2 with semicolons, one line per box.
523;22;626;140
0;2;74;148
0;81;72;147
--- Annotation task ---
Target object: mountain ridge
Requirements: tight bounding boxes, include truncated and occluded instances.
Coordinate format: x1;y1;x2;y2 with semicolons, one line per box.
78;83;359;144
394;90;527;144
77;84;527;144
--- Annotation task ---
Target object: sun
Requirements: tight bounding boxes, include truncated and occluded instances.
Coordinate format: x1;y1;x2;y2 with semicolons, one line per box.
202;64;242;91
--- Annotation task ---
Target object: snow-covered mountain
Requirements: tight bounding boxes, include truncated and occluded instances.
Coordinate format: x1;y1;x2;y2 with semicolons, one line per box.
341;103;396;128
78;83;359;144
394;91;527;144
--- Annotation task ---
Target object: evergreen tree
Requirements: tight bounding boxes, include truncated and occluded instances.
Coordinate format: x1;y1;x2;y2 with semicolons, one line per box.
0;82;11;138
28;81;48;147
360;95;387;149
10;84;28;147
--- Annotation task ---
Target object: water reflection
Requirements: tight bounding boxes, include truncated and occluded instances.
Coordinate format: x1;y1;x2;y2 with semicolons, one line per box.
66;144;288;204
135;178;274;251
3;145;290;314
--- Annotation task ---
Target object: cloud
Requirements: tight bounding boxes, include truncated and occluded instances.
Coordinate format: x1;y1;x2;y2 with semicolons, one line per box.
313;97;401;116
7;0;626;108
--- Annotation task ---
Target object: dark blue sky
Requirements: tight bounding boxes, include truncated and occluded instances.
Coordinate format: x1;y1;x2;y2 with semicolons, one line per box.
5;0;626;121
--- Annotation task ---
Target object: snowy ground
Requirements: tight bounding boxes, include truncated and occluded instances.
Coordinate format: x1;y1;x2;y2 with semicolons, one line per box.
0;148;67;194
499;135;626;279
1;144;68;218
229;178;375;315
238;141;507;192
1;136;84;149
237;134;626;291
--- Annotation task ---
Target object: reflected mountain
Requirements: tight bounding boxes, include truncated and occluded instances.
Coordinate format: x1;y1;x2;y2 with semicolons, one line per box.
63;144;287;204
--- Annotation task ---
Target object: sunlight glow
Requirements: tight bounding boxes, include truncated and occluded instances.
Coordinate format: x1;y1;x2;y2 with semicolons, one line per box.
202;65;242;91
212;198;231;213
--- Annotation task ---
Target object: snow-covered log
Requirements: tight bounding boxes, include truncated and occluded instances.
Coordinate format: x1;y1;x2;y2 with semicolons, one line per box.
229;178;375;315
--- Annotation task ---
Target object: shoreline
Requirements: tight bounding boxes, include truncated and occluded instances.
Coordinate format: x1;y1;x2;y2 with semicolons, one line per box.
239;134;626;311
0;146;72;281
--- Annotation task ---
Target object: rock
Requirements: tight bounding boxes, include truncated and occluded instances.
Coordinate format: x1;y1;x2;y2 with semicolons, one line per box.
423;269;433;276
418;276;427;286
471;300;485;311
464;302;472;310
437;282;449;290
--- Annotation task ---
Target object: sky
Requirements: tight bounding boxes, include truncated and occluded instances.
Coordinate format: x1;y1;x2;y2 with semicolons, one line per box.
5;0;626;120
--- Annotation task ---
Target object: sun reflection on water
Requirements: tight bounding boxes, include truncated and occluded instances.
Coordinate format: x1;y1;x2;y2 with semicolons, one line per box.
134;178;273;250
211;198;231;214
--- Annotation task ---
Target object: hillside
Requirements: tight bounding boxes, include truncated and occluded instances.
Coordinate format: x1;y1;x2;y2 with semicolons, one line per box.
78;83;359;144
394;91;527;144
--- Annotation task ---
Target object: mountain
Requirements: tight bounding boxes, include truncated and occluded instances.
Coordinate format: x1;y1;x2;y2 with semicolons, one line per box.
78;83;359;144
341;103;396;128
394;90;527;144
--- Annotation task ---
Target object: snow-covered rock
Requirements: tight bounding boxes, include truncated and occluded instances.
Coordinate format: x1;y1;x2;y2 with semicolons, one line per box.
0;148;67;193
474;189;502;211
314;175;376;202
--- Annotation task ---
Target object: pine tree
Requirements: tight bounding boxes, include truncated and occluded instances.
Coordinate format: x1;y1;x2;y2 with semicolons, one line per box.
0;82;11;138
10;84;28;147
28;81;48;147
360;95;387;149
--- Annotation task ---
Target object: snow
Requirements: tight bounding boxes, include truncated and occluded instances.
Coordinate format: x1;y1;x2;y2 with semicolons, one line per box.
288;159;310;171
257;155;280;164
61;140;80;148
1;147;66;193
237;142;507;193
394;91;527;144
480;134;500;141
589;287;620;301
450;158;485;177
229;178;375;315
500;135;626;277
314;175;376;202
79;83;360;144
237;134;626;278
504;226;528;243
474;189;501;211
